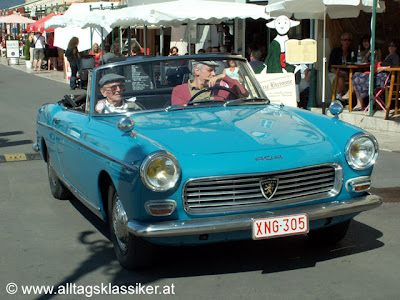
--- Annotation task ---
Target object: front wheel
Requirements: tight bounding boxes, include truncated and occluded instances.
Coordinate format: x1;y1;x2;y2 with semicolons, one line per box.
108;184;154;270
308;220;351;246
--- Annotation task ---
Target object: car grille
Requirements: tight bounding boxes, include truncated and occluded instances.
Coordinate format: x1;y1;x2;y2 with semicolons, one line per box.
183;164;342;215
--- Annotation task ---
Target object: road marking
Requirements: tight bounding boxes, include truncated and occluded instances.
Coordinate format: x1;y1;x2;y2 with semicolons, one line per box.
0;153;41;163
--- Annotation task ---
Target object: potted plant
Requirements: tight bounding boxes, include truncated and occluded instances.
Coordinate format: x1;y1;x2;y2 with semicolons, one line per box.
24;36;31;68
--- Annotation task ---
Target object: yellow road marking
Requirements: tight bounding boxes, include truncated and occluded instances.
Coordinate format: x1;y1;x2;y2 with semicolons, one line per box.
5;154;27;161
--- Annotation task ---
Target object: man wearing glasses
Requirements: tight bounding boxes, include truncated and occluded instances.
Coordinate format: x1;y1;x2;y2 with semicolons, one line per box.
328;32;353;102
96;73;141;114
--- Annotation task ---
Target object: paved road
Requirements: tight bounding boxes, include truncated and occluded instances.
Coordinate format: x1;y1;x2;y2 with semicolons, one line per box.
0;62;77;156
1;63;400;300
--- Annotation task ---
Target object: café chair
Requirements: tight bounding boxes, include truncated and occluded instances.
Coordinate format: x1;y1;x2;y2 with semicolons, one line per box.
363;73;390;113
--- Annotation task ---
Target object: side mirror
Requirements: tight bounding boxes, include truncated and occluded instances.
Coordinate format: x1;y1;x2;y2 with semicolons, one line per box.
329;100;343;119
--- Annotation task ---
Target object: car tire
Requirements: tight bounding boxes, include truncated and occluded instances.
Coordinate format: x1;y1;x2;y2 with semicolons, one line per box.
108;184;154;270
308;220;351;246
47;151;71;200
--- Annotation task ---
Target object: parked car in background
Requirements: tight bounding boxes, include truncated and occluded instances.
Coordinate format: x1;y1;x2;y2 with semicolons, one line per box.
34;54;382;270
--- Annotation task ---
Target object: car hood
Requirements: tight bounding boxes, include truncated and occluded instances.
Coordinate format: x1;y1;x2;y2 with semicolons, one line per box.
128;105;326;155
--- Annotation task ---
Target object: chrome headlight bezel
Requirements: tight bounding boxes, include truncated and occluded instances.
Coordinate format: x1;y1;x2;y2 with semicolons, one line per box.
140;151;180;192
345;132;379;170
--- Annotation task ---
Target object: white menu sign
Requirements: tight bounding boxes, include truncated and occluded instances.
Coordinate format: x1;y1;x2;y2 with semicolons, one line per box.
255;73;297;107
6;40;20;58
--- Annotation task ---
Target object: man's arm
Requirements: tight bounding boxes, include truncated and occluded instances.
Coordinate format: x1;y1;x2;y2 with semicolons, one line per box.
219;74;249;98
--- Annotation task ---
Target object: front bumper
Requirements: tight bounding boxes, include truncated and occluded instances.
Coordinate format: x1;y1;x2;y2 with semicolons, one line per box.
128;194;382;238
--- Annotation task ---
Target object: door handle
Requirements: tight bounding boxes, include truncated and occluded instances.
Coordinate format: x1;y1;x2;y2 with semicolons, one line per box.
53;118;60;124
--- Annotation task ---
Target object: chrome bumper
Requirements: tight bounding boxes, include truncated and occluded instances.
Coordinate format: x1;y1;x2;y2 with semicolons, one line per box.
128;194;382;238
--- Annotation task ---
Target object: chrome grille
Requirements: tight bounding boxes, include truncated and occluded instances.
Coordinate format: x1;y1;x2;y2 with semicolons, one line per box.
183;164;342;215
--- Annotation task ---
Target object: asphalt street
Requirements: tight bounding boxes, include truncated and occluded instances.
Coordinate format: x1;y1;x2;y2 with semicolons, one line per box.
0;62;400;300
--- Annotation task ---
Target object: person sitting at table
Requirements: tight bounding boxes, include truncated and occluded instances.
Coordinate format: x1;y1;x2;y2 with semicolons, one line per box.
360;35;382;64
328;32;354;102
351;40;400;111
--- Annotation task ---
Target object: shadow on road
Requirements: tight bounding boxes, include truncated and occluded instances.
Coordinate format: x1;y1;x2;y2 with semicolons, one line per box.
0;130;33;148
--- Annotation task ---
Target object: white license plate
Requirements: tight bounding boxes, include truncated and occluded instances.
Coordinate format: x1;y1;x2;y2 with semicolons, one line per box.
252;213;309;240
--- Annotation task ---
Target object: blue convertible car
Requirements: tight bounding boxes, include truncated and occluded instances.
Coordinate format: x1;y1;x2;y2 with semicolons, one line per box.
34;54;382;269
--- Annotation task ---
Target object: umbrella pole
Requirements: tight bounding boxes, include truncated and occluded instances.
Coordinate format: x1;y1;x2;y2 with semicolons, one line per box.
368;0;377;117
101;28;104;57
144;25;147;56
307;19;317;109
188;24;192;55
119;27;123;56
160;25;164;56
128;26;131;56
322;6;327;115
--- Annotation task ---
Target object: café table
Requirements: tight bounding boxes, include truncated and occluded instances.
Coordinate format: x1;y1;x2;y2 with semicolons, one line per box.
331;64;370;112
384;67;400;120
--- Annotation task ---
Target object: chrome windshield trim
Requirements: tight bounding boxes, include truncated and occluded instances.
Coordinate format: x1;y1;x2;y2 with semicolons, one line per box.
128;194;382;238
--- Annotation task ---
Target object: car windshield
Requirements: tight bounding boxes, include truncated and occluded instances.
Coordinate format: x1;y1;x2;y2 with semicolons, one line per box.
92;55;266;115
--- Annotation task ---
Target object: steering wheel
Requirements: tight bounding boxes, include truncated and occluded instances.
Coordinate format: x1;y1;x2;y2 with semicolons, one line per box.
63;95;78;108
187;85;237;105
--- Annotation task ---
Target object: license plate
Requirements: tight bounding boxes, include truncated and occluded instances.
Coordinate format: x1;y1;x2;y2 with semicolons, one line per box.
252;213;309;240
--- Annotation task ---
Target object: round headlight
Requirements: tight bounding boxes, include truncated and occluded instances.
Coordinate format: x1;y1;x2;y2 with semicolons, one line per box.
345;133;379;170
140;151;180;191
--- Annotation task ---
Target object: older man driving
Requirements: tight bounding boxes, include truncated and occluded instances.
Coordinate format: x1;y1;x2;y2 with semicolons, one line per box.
171;60;248;105
95;73;142;114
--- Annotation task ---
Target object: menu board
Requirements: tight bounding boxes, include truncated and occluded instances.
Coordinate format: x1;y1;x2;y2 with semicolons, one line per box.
130;65;152;91
6;40;20;58
255;73;297;107
285;39;317;64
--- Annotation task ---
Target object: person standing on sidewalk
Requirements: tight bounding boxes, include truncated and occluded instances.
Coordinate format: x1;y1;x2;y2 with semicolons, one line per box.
32;32;45;71
65;37;79;90
28;32;35;66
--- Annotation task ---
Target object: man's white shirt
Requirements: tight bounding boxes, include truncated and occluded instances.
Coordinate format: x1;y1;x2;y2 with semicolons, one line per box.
95;100;128;114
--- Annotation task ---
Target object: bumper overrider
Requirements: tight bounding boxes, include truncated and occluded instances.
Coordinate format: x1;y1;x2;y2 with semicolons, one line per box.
128;194;382;238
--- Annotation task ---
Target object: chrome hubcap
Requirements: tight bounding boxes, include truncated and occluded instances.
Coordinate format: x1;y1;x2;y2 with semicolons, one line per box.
112;198;129;253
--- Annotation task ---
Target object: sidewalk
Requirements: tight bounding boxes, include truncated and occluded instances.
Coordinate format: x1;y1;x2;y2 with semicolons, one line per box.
1;55;399;152
0;56;68;85
311;105;400;152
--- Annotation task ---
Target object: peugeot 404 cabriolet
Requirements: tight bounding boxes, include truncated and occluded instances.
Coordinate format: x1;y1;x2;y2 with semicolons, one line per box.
34;54;381;270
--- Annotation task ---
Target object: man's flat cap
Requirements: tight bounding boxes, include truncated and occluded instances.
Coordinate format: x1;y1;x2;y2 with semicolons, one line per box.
99;73;125;88
193;60;220;67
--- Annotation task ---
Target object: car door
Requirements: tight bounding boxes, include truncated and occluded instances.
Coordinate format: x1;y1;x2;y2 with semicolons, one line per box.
52;107;90;197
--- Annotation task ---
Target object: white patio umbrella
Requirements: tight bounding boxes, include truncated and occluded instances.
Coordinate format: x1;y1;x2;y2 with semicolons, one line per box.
101;0;270;28
45;2;117;51
0;13;35;24
79;0;271;55
265;0;385;113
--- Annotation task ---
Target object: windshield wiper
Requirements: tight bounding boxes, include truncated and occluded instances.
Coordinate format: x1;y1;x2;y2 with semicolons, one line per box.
186;99;227;106
224;98;270;106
